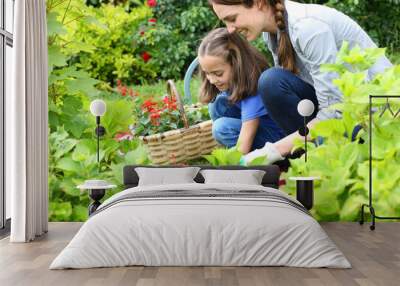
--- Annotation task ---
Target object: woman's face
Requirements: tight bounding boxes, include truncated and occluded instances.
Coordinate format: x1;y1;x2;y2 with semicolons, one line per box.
212;2;276;40
199;55;232;92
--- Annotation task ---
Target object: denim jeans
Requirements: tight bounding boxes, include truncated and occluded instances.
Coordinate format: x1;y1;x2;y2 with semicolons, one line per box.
258;67;363;141
208;93;285;150
258;67;319;135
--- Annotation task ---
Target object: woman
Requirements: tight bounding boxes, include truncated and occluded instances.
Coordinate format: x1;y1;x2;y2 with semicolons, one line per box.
198;28;284;154
208;0;392;164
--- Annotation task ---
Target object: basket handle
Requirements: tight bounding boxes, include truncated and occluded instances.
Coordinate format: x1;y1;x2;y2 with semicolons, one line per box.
167;80;189;129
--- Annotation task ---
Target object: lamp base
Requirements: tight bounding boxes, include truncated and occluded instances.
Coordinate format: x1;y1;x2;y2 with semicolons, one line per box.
296;180;314;210
88;189;105;215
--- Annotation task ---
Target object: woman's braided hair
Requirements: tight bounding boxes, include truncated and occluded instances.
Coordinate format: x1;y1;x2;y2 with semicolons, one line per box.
209;0;298;73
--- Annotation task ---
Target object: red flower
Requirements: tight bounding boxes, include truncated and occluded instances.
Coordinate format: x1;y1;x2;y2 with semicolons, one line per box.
140;30;145;36
147;0;157;8
151;118;160;126
150;112;160;119
142;99;157;112
120;86;127;96
128;88;138;97
162;96;169;105
114;131;133;142
163;96;177;110
148;18;157;24
141;51;151;63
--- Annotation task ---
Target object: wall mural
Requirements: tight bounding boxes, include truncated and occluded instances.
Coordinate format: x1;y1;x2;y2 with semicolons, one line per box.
46;0;400;222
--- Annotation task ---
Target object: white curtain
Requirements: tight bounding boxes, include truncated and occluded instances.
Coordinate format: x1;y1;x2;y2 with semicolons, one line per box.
8;0;48;242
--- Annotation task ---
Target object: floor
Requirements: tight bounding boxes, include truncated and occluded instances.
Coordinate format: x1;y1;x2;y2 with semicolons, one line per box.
0;222;399;286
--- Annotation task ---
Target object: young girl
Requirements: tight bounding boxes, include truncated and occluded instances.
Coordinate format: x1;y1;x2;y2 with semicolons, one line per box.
208;0;393;164
198;28;285;155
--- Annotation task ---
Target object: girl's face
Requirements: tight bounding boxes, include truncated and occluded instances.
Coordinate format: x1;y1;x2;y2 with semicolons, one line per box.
199;55;232;92
212;2;277;40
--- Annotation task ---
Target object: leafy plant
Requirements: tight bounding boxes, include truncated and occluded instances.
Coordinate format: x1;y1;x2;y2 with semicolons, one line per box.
132;96;211;136
284;43;400;221
203;146;267;166
109;79;211;136
132;0;219;80
47;0;152;222
203;147;243;166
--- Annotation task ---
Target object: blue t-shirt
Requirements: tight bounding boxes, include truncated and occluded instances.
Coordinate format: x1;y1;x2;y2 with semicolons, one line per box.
235;93;268;122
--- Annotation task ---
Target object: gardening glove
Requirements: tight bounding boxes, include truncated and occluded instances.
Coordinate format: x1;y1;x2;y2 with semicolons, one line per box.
240;142;284;166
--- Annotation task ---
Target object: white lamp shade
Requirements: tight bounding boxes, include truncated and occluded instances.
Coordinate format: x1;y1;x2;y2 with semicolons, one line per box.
297;99;315;117
90;99;106;116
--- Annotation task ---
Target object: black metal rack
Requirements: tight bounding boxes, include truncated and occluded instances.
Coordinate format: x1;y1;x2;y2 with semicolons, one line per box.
360;95;400;230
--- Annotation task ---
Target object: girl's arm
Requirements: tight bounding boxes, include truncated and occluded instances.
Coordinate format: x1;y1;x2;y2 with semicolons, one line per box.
237;118;260;154
274;118;319;156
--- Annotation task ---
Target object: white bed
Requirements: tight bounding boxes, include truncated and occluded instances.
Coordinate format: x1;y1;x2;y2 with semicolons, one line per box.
50;182;351;269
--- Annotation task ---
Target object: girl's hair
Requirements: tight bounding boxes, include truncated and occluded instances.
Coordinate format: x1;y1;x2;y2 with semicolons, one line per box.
209;0;297;74
198;28;269;104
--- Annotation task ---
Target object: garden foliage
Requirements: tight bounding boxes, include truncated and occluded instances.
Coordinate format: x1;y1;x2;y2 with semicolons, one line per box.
46;0;400;222
133;0;219;80
47;0;150;221
285;43;400;221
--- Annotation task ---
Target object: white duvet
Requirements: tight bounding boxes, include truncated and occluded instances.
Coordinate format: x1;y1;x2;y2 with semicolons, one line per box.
50;183;351;269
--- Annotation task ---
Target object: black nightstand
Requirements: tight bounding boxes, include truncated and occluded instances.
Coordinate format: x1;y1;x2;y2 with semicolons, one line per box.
289;177;320;210
78;181;116;215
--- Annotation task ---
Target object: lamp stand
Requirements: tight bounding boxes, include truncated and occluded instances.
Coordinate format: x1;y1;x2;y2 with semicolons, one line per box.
298;116;310;163
95;116;106;171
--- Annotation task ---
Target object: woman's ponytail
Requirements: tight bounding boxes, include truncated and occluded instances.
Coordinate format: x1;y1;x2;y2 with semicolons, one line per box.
270;0;298;73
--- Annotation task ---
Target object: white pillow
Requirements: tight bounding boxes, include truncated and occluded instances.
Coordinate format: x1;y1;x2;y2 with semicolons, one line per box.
135;167;200;186
200;169;266;185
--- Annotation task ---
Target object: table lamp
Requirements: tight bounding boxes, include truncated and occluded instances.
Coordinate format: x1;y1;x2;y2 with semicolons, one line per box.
90;99;106;165
297;99;315;162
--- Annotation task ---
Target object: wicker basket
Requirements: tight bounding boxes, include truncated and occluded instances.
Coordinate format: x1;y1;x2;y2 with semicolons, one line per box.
140;80;218;165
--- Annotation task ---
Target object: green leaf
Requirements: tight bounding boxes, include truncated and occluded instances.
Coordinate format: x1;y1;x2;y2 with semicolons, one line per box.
53;138;77;159
49;202;72;222
48;46;67;73
64;78;100;96
314;184;340;220
341;143;360;169
211;148;229;165
202;154;218;166
248;156;267;166
340;195;366;221
226;147;243;165
60;178;81;197
72;205;88;222
72;139;96;162
47;12;67;37
56;157;81;173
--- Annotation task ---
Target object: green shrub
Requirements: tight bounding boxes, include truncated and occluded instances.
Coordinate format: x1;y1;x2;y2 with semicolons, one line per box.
85;0;143;10
285;43;400;221
134;0;219;80
47;0;151;221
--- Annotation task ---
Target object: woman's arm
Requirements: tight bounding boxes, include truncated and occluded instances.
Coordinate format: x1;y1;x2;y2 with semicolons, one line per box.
237;118;260;154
